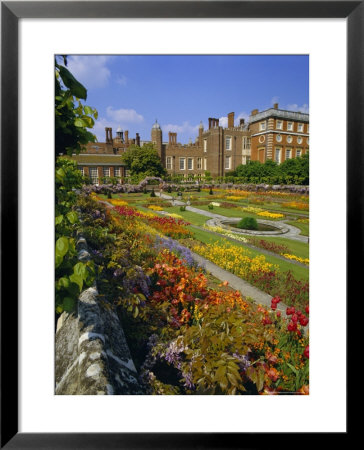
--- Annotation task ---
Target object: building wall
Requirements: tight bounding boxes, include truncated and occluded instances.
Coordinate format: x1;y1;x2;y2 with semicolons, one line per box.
80;105;309;182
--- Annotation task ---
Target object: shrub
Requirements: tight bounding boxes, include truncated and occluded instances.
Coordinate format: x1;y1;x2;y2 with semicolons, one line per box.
208;204;214;210
209;188;213;195
180;206;186;212
150;188;156;197
237;217;258;230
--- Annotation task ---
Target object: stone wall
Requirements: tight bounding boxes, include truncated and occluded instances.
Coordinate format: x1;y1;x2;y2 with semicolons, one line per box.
55;236;143;395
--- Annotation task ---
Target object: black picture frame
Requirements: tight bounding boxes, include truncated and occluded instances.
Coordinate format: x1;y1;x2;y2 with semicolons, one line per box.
1;1;358;448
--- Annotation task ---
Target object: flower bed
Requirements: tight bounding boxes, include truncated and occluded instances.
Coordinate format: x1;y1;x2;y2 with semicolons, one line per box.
75;194;309;395
192;240;308;308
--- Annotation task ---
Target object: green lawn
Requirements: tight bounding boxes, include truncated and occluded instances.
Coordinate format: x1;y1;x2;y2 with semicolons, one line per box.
189;227;309;281
248;236;309;259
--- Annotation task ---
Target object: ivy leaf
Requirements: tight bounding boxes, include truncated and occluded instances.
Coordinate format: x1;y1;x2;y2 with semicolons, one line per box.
66;211;78;224
69;274;83;292
55;214;64;225
56;237;69;258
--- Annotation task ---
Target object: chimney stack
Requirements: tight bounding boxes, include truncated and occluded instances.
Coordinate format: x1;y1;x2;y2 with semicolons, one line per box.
227;112;235;128
273;103;279;109
251;109;259;116
124;130;129;143
208;118;212;129
136;133;140;147
105;127;113;144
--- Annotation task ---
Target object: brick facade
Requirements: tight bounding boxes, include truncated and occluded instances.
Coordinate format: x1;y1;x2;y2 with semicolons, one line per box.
69;103;309;183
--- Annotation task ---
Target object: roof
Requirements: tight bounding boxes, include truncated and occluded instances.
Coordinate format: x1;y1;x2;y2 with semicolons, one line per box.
65;154;126;166
249;108;309;124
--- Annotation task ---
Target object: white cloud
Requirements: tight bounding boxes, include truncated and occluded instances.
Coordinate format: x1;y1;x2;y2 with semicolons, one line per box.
162;121;200;135
106;107;144;123
67;56;112;89
286;103;309;114
219;112;249;127
116;75;127;86
218;116;228;128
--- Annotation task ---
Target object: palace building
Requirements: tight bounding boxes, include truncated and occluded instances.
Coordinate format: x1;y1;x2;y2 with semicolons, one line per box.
68;103;309;184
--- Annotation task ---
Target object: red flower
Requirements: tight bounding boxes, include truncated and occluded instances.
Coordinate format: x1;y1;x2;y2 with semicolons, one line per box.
299;315;309;326
262;316;273;325
276;311;281;318
304;346;309;358
305;304;309;315
291;313;298;323
287;321;297;332
286;307;295;315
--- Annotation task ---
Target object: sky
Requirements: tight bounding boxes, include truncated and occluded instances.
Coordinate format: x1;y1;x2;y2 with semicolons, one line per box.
64;55;309;144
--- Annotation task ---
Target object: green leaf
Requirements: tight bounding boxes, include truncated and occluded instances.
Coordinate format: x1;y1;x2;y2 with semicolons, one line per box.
66;211;78;224
63;296;76;312
56;237;69;258
55;253;63;268
59;65;87;100
287;363;298;375
55;214;64;225
69;274;83;292
74;118;87;128
57;277;70;290
73;262;87;279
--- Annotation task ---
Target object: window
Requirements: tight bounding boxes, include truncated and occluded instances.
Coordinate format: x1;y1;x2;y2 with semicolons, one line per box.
276;120;283;130
187;158;194;170
259;121;266;131
197;157;202;169
166;156;172;170
114;167;121;177
287;122;293;131
276;135;282;143
179;157;186;170
79;167;84;176
242;136;251;150
204;158;207;170
225;156;231;169
275;148;281;164
286;149;292;159
307;124;309;133
297;123;304;132
203;139;207;152
297;136;303;144
287;135;293;144
103;167;110;178
242;155;251;165
225;136;232;150
296;149;302;158
89;167;99;185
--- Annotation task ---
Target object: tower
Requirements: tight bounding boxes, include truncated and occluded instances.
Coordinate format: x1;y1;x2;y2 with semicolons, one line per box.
151;120;163;159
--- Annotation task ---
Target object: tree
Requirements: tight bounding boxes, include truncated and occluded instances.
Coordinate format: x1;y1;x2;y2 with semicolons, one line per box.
55;56;98;156
121;143;167;180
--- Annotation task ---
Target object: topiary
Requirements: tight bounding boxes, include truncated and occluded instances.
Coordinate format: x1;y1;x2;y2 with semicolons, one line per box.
150;188;156;197
237;217;258;230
